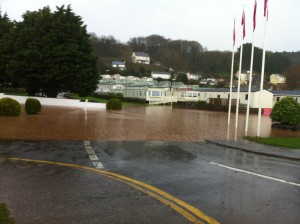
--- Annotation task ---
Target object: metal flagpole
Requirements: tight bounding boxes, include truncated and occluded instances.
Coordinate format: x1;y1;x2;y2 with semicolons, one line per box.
228;18;236;126
245;0;257;135
228;49;235;126
257;1;269;137
235;9;246;129
235;43;243;129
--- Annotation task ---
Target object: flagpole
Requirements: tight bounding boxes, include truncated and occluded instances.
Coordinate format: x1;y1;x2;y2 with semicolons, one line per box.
228;18;236;126
235;9;245;129
245;0;257;135
228;48;235;126
257;2;268;137
235;42;243;129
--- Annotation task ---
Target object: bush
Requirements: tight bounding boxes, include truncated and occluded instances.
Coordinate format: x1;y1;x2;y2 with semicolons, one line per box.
106;98;122;110
270;97;300;126
25;98;42;114
0;98;21;116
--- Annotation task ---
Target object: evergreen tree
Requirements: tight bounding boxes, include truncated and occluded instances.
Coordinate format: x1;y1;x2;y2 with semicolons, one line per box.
0;11;13;92
7;5;99;97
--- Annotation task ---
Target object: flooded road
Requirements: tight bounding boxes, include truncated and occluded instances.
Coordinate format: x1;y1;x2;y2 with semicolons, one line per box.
0;105;299;141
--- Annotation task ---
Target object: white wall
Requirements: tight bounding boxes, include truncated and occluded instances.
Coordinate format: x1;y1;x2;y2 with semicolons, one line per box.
0;93;105;109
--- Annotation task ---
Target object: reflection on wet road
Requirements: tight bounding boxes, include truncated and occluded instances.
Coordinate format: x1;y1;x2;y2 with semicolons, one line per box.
91;141;300;224
0;106;299;141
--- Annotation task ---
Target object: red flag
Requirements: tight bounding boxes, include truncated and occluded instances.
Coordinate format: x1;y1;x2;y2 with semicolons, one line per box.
241;10;246;39
264;0;268;17
233;18;236;46
253;0;257;31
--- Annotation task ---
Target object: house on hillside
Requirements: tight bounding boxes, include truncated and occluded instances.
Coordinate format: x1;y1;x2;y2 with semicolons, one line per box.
186;73;201;81
151;71;171;80
270;74;286;85
112;61;126;70
131;52;150;64
235;70;249;84
199;78;217;86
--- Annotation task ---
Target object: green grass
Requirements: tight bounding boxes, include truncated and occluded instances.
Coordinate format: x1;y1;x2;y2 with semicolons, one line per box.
0;203;15;224
244;136;300;149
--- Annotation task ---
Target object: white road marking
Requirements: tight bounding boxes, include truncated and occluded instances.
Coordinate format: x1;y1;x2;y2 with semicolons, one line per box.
86;149;95;155
210;161;300;187
92;162;104;169
89;154;99;161
84;141;90;147
84;141;104;169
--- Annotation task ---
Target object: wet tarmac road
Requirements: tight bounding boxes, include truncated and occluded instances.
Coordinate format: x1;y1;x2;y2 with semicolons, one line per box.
1;140;299;224
0;159;192;224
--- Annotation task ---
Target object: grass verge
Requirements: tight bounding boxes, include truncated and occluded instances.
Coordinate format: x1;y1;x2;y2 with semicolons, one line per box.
0;203;15;224
244;136;300;149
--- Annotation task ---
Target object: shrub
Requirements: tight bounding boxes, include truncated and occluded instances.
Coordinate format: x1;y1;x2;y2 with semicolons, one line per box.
270;97;300;126
25;98;42;114
0;98;21;116
106;98;122;110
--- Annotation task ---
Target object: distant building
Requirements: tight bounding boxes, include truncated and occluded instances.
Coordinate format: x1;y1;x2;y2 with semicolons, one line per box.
112;61;126;70
270;74;286;85
151;71;171;80
186;73;201;80
199;78;217;86
131;52;150;64
235;70;249;84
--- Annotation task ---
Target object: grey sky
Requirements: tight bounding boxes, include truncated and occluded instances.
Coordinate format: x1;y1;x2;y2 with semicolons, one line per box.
1;0;299;52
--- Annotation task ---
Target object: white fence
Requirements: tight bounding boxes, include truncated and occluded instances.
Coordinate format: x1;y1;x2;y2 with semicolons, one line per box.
147;96;177;105
0;93;106;109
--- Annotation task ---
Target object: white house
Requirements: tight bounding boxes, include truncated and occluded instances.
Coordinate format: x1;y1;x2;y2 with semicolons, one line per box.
235;70;249;84
197;88;273;109
271;90;300;106
100;74;111;80
95;81;125;93
151;71;171;80
270;74;286;84
131;52;150;64
112;61;126;70
175;90;201;102
186;73;201;81
199;78;217;86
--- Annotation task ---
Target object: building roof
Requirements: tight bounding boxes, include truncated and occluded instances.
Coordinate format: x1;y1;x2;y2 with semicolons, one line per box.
112;61;125;65
151;71;170;75
133;52;149;57
194;88;265;93
271;90;300;96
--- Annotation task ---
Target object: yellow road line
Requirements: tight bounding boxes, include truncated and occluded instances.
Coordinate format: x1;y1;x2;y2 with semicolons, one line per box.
4;157;219;224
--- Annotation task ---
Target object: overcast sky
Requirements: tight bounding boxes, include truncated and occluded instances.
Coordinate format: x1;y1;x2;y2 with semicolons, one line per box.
1;0;299;52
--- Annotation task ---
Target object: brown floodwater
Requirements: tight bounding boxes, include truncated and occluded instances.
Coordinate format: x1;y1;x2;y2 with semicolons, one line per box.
0;105;299;141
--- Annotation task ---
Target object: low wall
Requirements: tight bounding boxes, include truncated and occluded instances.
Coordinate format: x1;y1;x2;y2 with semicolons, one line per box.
0;93;106;109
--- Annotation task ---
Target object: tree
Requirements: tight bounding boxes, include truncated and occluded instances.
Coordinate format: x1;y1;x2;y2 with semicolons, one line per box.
0;11;13;92
271;97;300;126
176;73;188;84
285;64;300;89
7;5;99;97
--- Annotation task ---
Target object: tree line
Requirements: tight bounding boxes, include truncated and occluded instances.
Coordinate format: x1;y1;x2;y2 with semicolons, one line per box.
91;34;299;86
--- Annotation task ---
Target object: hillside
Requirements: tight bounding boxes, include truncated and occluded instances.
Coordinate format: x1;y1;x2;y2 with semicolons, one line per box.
90;34;296;79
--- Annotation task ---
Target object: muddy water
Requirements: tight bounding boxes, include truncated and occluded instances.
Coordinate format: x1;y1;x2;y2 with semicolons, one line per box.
0;106;299;141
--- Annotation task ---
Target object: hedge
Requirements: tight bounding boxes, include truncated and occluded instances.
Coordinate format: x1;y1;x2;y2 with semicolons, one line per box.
0;98;21;116
25;98;42;114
